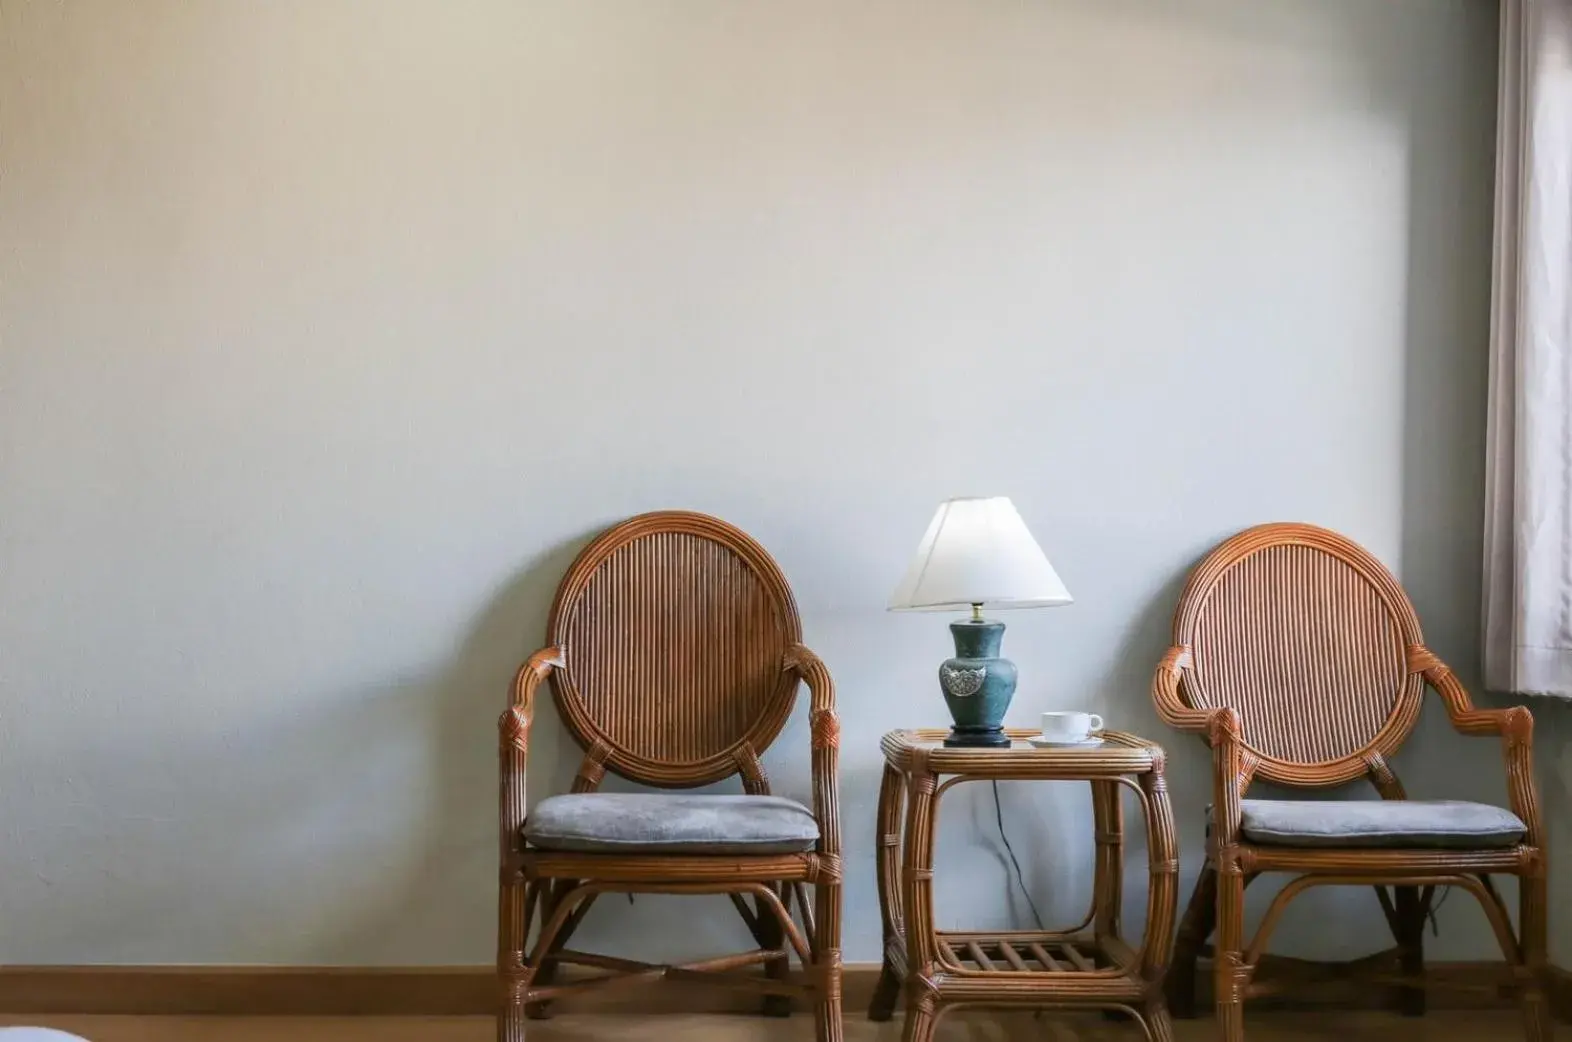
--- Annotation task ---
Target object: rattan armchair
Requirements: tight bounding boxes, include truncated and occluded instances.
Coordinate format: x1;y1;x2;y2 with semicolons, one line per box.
497;511;842;1042
1152;523;1549;1042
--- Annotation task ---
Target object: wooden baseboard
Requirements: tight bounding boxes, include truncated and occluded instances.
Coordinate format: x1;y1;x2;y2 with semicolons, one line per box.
0;961;1561;1019
0;964;881;1017
1189;958;1572;1021
0;967;496;1016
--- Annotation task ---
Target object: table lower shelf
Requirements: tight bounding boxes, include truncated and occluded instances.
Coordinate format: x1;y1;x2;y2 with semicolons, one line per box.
882;929;1153;1011
935;932;1128;976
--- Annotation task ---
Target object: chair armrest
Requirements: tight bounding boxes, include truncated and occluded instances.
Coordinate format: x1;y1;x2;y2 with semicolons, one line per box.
1410;645;1543;847
499;647;562;862
1152;645;1213;733
785;643;840;860
1153;646;1250;847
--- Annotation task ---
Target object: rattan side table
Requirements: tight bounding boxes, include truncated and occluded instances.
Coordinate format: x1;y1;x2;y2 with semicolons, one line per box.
869;728;1179;1042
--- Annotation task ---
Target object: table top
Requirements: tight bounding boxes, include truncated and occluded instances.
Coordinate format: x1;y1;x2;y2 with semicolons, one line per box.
880;727;1164;778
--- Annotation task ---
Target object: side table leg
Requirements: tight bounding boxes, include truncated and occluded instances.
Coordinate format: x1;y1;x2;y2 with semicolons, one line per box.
901;753;941;1042
1093;779;1131;1024
870;762;906;1022
1091;778;1124;939
902;989;940;1042
1137;762;1180;986
1139;757;1180;1040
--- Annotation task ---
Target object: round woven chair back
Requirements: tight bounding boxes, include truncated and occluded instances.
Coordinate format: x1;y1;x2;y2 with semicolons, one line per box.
548;511;803;788
1172;523;1425;787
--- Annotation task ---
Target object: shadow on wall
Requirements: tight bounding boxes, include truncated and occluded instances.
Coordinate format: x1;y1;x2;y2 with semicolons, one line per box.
1544;726;1572;967
16;532;599;963
308;533;596;962
1080;0;1451;63
72;515;820;967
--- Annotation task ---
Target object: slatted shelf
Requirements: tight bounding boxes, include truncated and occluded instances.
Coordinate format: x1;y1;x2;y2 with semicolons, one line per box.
997;941;1030;973
940;934;1122;975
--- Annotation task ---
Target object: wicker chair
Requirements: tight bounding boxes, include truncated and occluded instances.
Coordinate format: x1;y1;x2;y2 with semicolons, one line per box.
1152;523;1549;1042
497;511;842;1042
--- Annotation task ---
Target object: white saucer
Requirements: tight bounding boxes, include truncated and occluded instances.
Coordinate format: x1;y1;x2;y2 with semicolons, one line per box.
1026;734;1104;748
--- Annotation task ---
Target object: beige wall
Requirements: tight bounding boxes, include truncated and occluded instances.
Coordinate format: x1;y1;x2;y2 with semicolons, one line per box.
1539;715;1572;966
0;0;1514;966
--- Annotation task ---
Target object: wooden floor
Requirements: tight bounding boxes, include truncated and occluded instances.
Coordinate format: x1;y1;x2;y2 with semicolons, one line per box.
0;1012;1556;1041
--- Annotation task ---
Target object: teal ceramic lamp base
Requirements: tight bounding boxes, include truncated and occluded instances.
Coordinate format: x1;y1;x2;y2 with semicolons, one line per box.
939;607;1017;748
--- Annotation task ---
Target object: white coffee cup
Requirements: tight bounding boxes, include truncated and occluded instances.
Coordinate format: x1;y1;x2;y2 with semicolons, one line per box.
1040;711;1103;743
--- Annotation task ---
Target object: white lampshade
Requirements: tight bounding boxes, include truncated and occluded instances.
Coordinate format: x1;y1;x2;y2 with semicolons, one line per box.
888;497;1072;611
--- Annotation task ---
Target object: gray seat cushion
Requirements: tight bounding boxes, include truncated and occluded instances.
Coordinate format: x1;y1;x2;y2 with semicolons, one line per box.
1238;799;1526;849
524;793;820;855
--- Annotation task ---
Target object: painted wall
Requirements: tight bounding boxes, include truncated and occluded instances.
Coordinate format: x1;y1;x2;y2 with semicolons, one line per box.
1538;713;1572;967
1;0;1513;966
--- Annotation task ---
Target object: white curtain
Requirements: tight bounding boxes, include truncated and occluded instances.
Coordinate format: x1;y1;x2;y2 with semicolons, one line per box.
1483;0;1572;696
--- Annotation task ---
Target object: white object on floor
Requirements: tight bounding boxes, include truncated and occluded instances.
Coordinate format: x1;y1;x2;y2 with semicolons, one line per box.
0;1031;91;1041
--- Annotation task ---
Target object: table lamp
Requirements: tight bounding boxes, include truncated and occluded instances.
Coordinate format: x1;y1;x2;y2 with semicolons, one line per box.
888;497;1072;747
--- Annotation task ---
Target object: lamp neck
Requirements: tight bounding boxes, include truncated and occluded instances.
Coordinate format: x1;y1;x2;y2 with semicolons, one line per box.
970;602;984;623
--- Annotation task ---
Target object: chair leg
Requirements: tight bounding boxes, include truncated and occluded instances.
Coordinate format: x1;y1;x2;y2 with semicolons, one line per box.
1519;869;1552;1042
757;885;793;1017
1214;862;1246;1042
499;982;527;1042
522;957;564;1016
814;878;844;1042
870;761;906;1023
868;961;902;1022
1392;885;1426;1016
1167;860;1216;1019
525;880;590;1020
1143;998;1177;1042
497;877;533;1042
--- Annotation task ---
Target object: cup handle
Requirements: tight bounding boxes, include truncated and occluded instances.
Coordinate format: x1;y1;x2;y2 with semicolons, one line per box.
1088;714;1103;734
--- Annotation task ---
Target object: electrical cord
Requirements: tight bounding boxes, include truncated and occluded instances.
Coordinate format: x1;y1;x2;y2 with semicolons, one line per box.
1428;885;1451;935
991;780;1046;930
991;781;1053;1022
